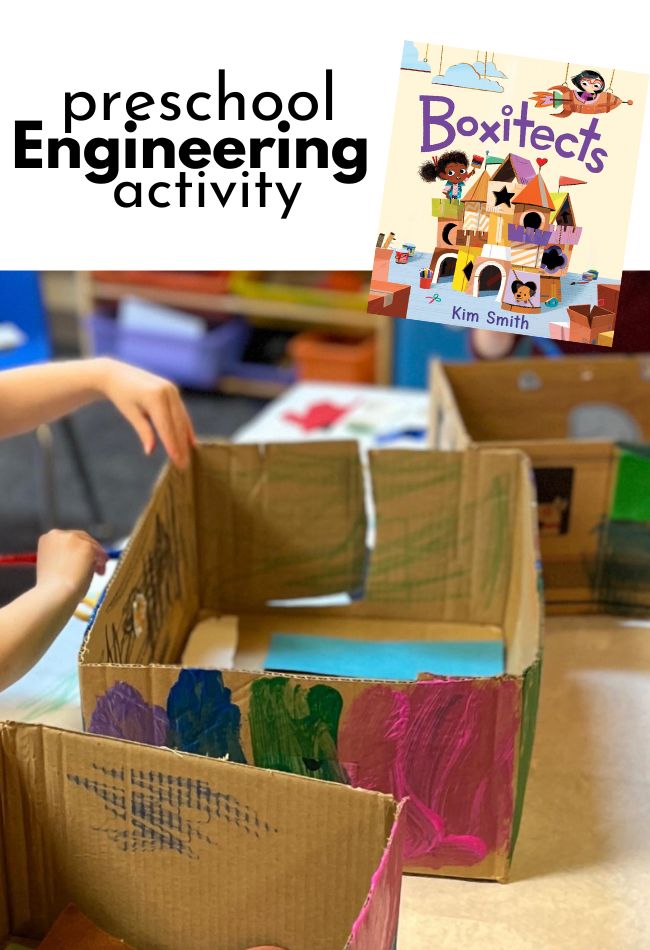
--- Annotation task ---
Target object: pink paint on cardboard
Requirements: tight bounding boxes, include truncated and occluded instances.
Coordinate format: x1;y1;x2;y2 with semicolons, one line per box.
339;679;520;870
348;800;407;950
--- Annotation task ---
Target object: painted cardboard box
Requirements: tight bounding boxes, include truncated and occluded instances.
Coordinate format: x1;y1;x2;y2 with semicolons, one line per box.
79;442;542;883
431;355;650;613
0;721;405;950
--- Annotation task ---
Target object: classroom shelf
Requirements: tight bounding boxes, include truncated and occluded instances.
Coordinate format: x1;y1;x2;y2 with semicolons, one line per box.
217;374;289;399
75;273;393;390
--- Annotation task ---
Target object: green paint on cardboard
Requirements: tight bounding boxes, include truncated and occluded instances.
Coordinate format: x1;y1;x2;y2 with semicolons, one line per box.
482;473;510;607
595;519;650;612
610;447;650;522
509;654;542;859
249;677;348;783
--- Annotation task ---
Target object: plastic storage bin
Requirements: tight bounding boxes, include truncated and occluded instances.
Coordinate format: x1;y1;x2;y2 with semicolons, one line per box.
86;313;249;389
91;271;233;294
289;331;376;383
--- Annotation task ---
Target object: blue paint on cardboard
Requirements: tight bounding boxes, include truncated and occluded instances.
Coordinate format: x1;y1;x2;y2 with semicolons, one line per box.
167;668;246;762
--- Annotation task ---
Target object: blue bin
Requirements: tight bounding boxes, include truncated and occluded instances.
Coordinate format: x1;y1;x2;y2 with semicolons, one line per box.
86;313;250;389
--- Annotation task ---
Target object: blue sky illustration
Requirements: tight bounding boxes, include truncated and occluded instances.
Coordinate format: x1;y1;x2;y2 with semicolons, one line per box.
473;59;507;79
431;63;503;92
401;40;431;72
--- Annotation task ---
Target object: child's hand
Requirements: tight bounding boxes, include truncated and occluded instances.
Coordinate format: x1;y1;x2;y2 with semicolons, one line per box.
95;359;196;469
0;530;108;690
36;529;107;604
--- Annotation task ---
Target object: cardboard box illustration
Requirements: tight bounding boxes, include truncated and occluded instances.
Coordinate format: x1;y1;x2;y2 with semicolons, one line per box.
567;304;615;344
368;249;411;318
0;721;405;950
597;283;621;315
80;442;542;883
367;281;411;319
431;356;650;613
548;321;570;341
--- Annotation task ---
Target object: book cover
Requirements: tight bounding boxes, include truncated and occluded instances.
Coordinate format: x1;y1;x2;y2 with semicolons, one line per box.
369;43;648;347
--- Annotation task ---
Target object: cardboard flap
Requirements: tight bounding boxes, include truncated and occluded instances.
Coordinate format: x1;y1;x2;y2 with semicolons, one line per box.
441;356;650;442
194;442;367;612
81;463;199;666
362;449;519;624
0;722;401;950
429;360;472;450
347;799;407;949
503;458;542;674
0;727;9;943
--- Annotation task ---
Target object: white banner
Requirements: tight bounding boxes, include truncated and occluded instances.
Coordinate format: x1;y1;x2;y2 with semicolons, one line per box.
1;0;648;270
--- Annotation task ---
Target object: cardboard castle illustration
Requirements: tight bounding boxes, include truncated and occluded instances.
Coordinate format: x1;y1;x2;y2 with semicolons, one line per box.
429;154;581;315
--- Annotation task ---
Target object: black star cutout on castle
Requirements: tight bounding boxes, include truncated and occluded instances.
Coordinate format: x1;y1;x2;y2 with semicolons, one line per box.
493;185;515;207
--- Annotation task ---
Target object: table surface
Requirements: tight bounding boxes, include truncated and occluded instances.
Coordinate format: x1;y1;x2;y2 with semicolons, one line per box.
399;614;650;950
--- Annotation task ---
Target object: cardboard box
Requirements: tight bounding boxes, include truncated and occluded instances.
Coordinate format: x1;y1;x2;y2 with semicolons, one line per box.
598;330;614;347
597;282;621;314
431;356;650;613
567;304;615;345
548;321;570;341
372;247;393;282
80;442;542;882
368;279;411;319
0;721;405;950
369;249;411;319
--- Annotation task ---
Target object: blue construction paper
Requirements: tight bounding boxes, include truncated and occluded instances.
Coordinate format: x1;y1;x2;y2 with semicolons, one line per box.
264;634;504;680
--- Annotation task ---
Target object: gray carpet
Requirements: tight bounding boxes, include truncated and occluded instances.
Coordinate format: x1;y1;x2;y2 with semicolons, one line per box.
0;392;265;604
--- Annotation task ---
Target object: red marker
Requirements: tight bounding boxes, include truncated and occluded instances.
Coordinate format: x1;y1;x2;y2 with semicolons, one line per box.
0;547;123;567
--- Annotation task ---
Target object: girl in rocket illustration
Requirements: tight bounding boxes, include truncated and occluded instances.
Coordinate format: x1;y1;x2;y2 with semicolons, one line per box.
572;69;606;104
531;68;633;117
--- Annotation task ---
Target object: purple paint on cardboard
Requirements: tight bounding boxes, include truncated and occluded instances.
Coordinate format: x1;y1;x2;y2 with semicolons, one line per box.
89;681;169;745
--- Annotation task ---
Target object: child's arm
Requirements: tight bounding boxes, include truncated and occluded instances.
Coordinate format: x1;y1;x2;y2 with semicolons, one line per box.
0;357;195;468
0;529;107;690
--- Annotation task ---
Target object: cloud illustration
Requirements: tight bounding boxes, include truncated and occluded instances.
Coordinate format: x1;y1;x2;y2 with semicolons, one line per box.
472;60;507;79
401;40;431;72
431;63;503;93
